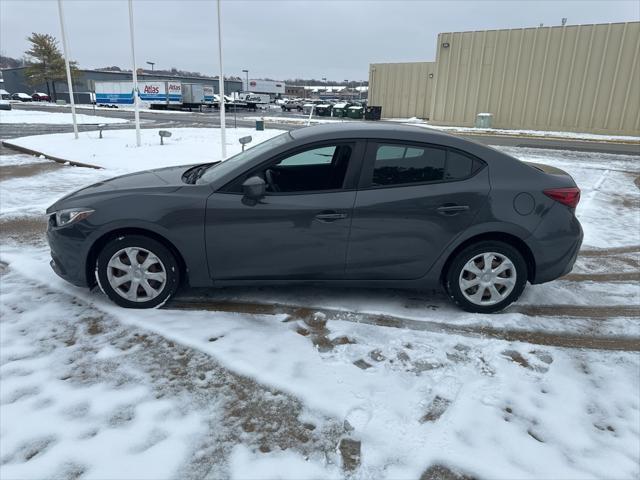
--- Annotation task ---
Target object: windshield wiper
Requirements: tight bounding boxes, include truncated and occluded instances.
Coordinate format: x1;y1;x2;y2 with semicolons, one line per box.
194;161;221;183
183;162;220;184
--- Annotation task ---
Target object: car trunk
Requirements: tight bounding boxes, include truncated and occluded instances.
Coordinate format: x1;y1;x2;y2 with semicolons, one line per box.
524;161;573;178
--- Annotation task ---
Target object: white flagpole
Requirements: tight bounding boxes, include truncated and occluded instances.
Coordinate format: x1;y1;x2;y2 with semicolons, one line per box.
128;0;141;147
57;0;78;139
217;0;226;158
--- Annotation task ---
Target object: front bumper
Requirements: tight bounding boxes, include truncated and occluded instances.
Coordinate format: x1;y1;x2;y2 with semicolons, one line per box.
46;217;91;287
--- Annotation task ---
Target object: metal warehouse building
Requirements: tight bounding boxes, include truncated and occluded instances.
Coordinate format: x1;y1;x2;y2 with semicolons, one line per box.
369;21;640;135
0;67;243;103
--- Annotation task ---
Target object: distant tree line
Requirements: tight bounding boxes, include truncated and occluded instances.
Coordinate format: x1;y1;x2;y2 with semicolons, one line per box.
283;78;368;87
1;34;367;95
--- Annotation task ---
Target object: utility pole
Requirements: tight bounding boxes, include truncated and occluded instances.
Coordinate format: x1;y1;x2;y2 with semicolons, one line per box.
146;61;155;71
217;0;226;158
57;0;78;139
128;0;141;147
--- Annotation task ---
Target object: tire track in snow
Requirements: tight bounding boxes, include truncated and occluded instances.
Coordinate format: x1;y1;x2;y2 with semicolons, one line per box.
167;299;640;352
578;168;610;214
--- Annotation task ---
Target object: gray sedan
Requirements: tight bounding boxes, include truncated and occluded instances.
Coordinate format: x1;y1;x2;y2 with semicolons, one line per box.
46;123;582;313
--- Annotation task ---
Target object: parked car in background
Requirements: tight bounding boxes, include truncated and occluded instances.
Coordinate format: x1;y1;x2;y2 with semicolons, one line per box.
0;89;10;100
0;99;11;110
46;123;582;313
281;99;304;112
11;92;32;102
32;92;51;102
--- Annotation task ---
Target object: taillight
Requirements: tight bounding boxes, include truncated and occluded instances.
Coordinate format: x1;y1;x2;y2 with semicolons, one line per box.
544;187;581;209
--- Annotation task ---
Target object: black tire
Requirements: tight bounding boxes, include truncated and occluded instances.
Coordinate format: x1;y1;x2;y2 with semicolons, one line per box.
96;234;180;309
445;240;528;314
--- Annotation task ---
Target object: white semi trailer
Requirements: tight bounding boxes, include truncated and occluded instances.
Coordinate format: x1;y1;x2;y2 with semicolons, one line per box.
181;83;206;108
95;80;182;109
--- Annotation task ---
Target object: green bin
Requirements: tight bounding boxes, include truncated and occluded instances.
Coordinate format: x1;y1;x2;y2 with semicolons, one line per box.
347;106;363;119
315;104;332;116
255;119;264;131
332;103;348;117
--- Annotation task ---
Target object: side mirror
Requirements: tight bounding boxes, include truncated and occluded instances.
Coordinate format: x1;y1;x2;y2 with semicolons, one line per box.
242;175;266;200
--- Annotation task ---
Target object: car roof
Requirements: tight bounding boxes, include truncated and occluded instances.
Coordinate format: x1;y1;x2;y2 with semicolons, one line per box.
287;121;514;164
290;121;462;144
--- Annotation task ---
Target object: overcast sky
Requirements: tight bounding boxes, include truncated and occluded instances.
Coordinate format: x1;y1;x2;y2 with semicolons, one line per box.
1;0;638;81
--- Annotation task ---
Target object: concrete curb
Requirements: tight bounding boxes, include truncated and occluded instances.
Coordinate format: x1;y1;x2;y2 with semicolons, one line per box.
1;140;103;169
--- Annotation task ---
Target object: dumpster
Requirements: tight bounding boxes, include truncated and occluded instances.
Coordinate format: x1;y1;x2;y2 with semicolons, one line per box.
365;105;382;120
255;119;264;131
302;103;315;115
475;113;493;128
347;106;364;119
315;104;332;116
332;102;348;117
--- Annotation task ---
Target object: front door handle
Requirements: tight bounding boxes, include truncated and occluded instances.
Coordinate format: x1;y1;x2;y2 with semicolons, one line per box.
437;204;470;216
315;211;348;222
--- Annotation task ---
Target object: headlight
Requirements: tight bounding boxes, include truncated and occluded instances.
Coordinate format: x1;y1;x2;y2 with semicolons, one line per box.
52;208;94;227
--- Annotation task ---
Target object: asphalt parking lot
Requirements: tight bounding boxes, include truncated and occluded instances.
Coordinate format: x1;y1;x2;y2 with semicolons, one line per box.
6;102;640;155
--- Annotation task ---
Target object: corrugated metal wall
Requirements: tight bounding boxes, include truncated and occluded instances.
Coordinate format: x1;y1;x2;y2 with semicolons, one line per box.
368;62;436;119
368;22;640;135
431;22;640;135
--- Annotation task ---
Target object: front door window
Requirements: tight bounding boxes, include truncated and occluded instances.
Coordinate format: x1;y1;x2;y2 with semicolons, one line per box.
262;144;354;193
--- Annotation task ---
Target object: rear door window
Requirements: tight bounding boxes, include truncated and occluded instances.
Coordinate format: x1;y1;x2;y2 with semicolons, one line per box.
445;150;477;180
372;144;446;186
367;142;484;188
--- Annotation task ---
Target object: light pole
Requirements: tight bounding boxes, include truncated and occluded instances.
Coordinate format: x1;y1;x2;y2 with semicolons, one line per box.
128;0;141;147
56;0;78;139
216;0;226;158
242;69;249;92
146;61;155;71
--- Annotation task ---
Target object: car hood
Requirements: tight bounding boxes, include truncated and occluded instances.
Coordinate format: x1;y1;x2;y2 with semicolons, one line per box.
46;165;192;213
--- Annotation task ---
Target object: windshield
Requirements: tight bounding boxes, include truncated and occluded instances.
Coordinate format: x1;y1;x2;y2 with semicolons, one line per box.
197;132;292;184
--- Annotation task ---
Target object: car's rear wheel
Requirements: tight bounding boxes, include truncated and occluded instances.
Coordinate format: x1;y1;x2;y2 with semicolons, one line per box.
96;235;180;309
445;241;527;313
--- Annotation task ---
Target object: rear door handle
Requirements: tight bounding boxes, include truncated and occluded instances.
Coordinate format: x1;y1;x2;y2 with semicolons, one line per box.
437;204;469;216
315;211;348;222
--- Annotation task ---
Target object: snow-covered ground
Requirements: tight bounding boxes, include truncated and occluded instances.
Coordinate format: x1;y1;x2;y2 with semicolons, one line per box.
1;130;639;479
245;115;345;126
388;117;640;143
3;128;285;170
0;109;129;125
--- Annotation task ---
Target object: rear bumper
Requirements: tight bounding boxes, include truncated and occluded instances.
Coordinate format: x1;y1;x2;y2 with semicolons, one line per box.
528;207;583;284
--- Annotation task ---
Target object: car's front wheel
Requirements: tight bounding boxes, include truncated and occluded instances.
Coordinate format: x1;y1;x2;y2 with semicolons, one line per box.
445;241;527;313
96;235;180;308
